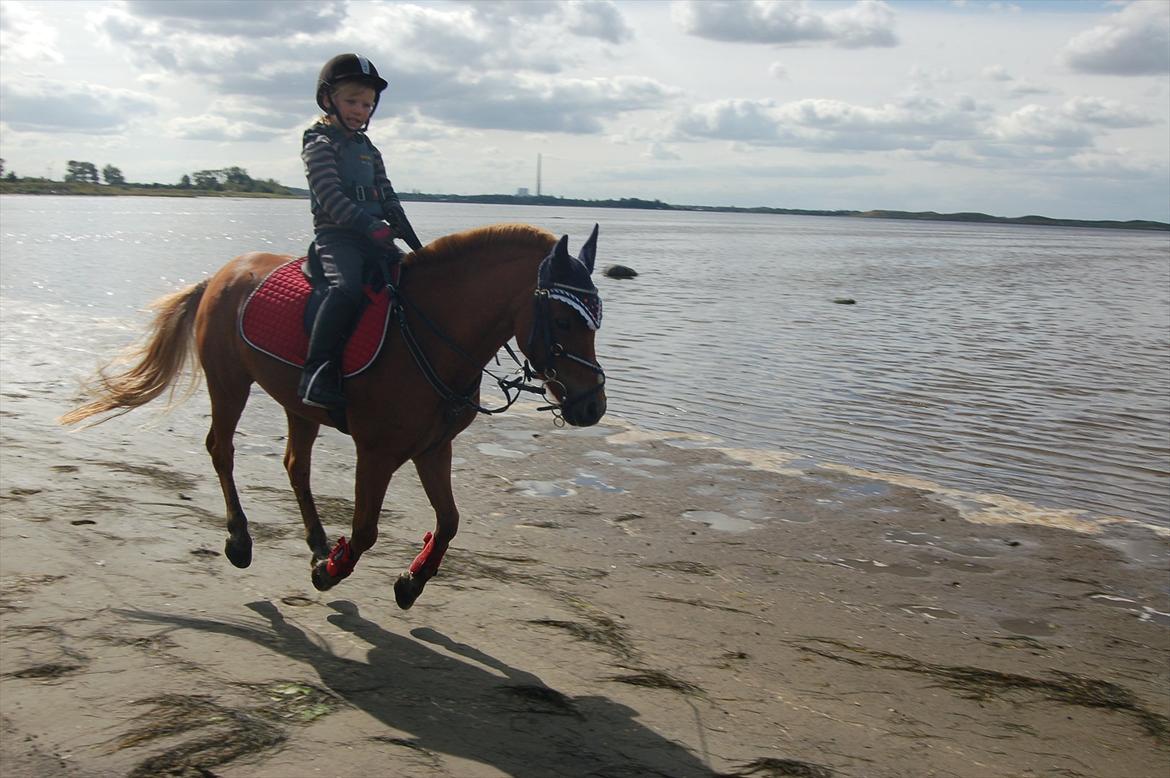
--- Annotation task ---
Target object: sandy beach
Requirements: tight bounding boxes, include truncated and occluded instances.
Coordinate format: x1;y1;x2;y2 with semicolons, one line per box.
1;376;1168;777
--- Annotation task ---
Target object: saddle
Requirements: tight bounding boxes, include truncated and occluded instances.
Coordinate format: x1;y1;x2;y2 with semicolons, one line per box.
239;245;400;377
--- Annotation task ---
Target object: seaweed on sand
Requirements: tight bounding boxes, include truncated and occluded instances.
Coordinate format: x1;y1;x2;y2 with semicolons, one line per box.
605;669;705;698
112;681;345;776
246;680;343;724
640;560;717;576
113;694;286;778
716;756;835;778
529;617;635;658
649;594;753;615
529;596;637;660
791;637;1169;741
3;662;83;679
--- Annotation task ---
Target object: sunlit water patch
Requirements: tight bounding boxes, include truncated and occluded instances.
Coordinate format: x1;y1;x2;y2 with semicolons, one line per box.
573;472;626;494
682;510;759;533
507;480;575;498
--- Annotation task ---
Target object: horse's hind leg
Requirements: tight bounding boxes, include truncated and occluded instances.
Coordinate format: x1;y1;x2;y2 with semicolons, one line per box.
395;441;459;610
205;372;253;568
283;411;330;565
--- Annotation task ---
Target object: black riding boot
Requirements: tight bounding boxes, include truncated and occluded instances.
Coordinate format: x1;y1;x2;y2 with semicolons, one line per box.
299;290;356;409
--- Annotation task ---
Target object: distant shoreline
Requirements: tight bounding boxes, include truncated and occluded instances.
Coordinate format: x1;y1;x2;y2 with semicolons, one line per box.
2;180;1166;232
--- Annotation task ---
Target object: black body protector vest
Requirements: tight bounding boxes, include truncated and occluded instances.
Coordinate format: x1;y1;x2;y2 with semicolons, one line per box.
310;126;390;222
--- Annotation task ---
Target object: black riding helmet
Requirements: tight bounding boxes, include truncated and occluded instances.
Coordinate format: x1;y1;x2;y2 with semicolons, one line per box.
316;53;389;130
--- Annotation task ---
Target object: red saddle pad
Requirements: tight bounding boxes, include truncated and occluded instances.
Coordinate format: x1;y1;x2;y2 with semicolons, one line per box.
239;258;392;377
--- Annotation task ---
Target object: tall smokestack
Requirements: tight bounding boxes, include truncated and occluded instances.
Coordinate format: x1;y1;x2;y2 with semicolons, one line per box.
537;153;542;197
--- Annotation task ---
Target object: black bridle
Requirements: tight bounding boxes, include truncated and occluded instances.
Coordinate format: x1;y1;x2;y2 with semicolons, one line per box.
524;284;607;418
391;273;605;424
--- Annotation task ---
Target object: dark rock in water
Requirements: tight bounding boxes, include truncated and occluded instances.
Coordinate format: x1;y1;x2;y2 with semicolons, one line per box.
833;298;857;305
605;264;638;279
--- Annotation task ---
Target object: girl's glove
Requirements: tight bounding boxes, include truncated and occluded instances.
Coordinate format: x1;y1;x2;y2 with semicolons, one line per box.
367;219;396;248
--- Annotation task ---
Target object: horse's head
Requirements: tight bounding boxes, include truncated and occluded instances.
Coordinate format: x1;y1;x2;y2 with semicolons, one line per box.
520;224;607;427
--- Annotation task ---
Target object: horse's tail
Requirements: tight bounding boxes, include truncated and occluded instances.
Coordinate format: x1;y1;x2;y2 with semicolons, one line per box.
59;280;210;427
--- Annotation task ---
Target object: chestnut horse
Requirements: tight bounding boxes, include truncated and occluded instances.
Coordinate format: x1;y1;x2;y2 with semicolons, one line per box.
61;224;607;609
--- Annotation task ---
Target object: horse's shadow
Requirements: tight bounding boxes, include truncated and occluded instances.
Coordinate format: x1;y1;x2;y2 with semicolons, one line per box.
122;601;714;777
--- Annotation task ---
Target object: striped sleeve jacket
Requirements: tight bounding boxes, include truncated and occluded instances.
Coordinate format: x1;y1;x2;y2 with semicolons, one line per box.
302;122;400;235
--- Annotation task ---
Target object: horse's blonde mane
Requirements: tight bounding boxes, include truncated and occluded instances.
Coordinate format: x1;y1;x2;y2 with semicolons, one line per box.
405;223;557;268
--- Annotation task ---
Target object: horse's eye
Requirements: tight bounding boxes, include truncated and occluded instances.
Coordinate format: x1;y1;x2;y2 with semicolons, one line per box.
555;317;572;332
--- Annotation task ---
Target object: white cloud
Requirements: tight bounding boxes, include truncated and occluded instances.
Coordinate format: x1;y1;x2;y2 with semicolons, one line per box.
769;62;789;80
1062;96;1157;128
1056;151;1168;181
122;0;348;38
674;99;787;143
979;66;1053;96
387;4;567;75
418;73;680;134
908;64;954;88
1063;1;1170;76
0;0;62;63
672;0;897;48
984;104;1094;153
0;79;159;133
566;0;634;43
90;6;286;78
673;95;982;151
731;161;881;178
166;114;284;142
982;65;1013;82
205;97;305;131
671;90;1155;165
373;114;464;142
643;141;681;160
782;96;981;149
1008;80;1056;97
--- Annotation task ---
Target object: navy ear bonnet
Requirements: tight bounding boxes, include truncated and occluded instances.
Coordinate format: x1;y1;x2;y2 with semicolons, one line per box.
537;223;603;330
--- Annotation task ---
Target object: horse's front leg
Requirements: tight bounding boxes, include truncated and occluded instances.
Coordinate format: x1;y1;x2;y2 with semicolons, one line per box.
395;441;460;610
283;411;330;565
310;441;401;592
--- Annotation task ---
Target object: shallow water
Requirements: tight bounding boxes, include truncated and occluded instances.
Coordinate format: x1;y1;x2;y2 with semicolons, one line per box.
1;195;1167;527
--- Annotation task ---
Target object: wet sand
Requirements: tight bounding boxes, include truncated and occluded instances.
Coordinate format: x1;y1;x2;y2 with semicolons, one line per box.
1;385;1168;777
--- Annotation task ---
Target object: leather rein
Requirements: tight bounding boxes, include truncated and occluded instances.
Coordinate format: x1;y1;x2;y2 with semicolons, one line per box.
390;270;605;424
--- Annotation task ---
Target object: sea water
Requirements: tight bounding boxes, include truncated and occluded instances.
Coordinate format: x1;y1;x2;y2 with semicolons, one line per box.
1;195;1167;528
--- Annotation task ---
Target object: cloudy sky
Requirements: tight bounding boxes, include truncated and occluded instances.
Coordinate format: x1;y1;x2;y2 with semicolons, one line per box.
1;0;1168;221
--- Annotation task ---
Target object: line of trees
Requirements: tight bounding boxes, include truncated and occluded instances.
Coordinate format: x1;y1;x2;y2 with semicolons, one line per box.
65;160;125;185
0;159;296;195
179;166;288;194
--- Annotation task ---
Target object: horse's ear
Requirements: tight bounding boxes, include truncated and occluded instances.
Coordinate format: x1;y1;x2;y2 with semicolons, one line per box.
552;234;571;274
578;223;599;274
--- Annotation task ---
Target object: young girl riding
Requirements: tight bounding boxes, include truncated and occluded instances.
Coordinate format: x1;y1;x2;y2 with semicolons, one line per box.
300;53;424;410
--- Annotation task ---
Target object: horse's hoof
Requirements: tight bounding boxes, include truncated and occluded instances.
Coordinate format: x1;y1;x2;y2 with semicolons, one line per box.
311;561;337;592
224;535;253;568
394;571;428;610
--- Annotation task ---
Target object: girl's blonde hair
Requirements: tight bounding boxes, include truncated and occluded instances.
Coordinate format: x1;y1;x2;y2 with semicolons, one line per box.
319;81;377;125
